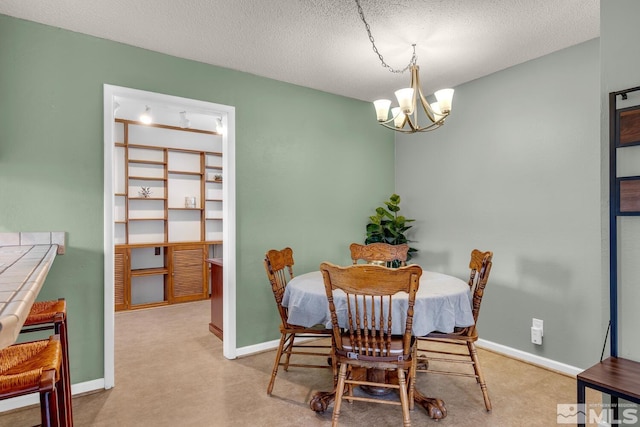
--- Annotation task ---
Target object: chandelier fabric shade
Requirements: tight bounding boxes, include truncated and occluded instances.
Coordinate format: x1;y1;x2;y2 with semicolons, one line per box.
373;65;454;133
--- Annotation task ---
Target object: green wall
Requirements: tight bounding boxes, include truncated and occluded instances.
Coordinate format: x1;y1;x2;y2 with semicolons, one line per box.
0;15;394;383
396;39;602;369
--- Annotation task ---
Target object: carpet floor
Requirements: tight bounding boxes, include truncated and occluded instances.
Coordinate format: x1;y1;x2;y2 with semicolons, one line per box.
0;299;601;426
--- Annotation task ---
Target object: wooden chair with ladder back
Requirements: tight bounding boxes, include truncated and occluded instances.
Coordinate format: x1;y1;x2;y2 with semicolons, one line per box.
263;247;335;395
349;242;409;267
321;262;423;427
415;249;494;411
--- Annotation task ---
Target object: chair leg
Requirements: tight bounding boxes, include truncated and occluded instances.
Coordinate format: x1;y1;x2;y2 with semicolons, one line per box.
56;319;73;426
40;387;60;427
282;333;295;371
409;350;418;411
468;341;491;411
267;333;288;395
332;363;348;427
397;367;411;427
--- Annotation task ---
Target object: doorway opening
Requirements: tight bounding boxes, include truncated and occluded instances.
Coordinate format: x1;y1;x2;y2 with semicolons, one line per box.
103;85;237;388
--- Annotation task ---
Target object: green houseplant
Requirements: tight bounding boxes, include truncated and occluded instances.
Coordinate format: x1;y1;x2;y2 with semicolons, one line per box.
365;193;417;265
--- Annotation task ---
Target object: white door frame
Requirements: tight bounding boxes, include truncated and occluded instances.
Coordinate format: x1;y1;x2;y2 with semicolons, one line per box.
103;84;237;388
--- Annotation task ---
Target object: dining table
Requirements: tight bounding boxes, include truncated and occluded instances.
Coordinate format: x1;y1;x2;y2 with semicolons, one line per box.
282;267;475;420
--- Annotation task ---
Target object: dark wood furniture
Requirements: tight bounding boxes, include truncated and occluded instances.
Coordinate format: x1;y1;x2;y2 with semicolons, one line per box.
263;247;334;395
320;262;422;427
206;258;223;340
415;249;494;412
0;335;69;427
577;357;640;426
576;86;640;427
349;242;409;266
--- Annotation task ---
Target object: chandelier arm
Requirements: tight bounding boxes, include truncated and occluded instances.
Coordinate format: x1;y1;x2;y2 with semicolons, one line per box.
377;120;444;133
379;111;445;133
414;69;438;123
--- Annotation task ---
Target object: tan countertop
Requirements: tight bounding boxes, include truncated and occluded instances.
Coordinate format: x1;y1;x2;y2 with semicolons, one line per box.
0;232;65;349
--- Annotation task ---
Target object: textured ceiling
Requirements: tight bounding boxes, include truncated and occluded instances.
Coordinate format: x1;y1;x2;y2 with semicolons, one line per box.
0;0;600;102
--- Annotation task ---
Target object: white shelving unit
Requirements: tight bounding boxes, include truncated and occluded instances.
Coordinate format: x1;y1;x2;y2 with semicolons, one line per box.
113;118;223;310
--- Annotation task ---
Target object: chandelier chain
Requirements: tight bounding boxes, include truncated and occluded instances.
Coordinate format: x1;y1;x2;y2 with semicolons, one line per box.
355;0;416;74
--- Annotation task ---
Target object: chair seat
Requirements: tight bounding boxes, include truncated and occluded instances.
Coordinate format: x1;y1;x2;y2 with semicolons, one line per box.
23;300;66;326
426;328;477;341
0;339;61;394
282;323;330;333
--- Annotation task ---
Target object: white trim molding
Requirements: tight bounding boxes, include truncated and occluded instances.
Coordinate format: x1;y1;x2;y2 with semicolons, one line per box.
476;338;584;377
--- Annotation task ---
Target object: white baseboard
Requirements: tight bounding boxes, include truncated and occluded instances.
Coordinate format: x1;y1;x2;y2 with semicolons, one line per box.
236;338;282;357
476;338;583;377
0;378;105;413
235;336;322;357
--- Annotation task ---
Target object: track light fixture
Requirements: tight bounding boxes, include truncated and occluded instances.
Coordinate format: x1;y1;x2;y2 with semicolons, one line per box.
179;111;191;129
140;105;153;125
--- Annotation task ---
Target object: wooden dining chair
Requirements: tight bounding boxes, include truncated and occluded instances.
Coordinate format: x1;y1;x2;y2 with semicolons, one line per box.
349;242;409;267
320;262;422;427
415;249;494;411
263;247;334;395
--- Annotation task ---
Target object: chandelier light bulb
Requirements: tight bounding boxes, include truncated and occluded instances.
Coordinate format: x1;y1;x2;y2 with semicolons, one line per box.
434;88;455;113
430;102;445;122
391;107;405;128
373;99;392;122
394;88;414;115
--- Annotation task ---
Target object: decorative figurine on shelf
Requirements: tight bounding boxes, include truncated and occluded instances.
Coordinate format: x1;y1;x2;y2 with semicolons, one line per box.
214;174;223;182
139;187;152;198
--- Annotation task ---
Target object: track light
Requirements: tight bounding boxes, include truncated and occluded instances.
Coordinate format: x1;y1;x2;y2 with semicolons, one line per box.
179;111;191;129
140;105;152;124
215;118;223;134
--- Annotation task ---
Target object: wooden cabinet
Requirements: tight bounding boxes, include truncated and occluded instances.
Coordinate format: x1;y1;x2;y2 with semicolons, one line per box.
114;246;129;311
207;258;223;340
113;118;223;310
171;244;208;303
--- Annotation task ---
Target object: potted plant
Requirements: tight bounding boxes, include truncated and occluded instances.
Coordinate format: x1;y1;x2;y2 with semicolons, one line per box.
365;193;417;265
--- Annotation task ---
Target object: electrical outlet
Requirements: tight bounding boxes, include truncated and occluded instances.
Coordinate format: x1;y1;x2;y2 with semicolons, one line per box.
532;318;543;336
531;327;543;345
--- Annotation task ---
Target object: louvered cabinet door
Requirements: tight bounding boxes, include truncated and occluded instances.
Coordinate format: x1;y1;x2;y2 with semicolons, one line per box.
114;246;130;311
170;244;208;303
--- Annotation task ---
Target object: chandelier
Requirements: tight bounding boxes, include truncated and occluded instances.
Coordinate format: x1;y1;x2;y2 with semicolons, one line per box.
356;0;454;133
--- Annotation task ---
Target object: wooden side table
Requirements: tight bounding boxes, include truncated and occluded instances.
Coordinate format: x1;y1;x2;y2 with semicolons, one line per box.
206;258;223;340
577;357;640;426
